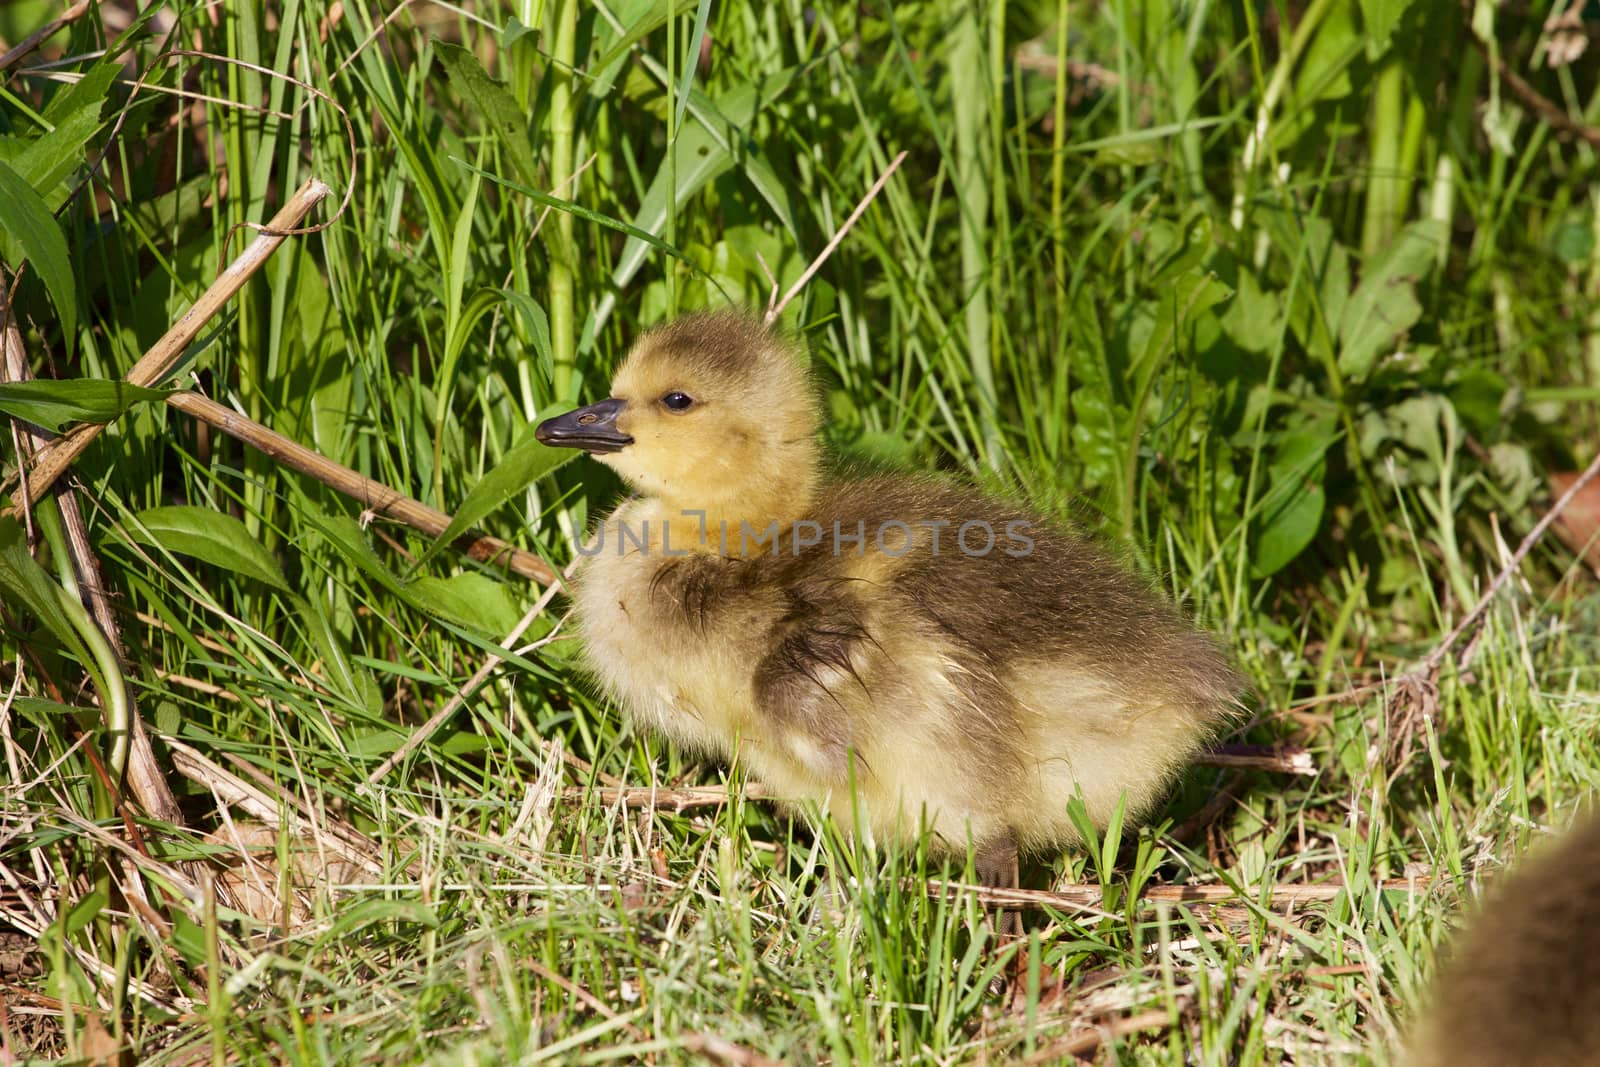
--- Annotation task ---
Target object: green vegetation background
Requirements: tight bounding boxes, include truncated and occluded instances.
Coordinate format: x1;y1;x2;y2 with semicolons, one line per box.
1;0;1598;1061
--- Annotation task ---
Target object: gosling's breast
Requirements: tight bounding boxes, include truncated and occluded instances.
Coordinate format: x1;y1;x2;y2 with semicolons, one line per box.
573;540;767;755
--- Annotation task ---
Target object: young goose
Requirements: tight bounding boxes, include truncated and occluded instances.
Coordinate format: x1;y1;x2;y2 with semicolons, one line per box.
1408;811;1600;1067
536;311;1242;883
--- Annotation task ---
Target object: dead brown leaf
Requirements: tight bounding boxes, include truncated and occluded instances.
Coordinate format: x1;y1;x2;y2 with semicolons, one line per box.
1550;470;1600;576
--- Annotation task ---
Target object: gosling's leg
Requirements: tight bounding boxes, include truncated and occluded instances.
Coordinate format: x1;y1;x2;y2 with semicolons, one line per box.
974;834;1021;939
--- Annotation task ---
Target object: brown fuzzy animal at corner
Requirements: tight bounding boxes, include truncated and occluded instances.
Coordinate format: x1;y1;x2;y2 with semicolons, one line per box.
536;310;1243;885
1407;810;1600;1067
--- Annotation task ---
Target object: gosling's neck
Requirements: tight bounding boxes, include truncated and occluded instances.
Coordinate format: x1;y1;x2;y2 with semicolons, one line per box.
625;448;821;558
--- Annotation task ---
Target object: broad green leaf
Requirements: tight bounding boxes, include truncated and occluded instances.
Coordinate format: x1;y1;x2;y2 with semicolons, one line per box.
1360;0;1416;52
408;572;522;634
41;56;120;125
1336;220;1446;380
1447;367;1509;434
127;507;289;591
1251;424;1336;577
501;17;538;51
435;42;539;188
13;57;120;209
314;513;547;648
1219;266;1283;354
346;726;408;758
0;159;76;354
1136;268;1232;377
0;379;171;431
413;431;576;571
1294;0;1359;101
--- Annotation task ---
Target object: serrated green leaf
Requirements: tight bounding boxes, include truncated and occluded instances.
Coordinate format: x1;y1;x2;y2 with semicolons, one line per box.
497;288;553;383
0;379;171;431
127;507;289;591
15;57;119;209
11;105;104;210
0;159;76;355
435;42;539;188
1337;220;1446;381
42;56;120;124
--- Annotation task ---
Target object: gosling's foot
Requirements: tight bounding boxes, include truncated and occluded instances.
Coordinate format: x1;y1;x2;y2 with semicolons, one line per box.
974;835;1022;941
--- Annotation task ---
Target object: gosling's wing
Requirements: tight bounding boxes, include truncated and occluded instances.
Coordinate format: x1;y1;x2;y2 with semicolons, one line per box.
749;574;876;781
815;474;1243;710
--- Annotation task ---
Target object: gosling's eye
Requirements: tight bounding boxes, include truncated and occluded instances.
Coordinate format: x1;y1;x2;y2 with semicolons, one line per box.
661;391;695;412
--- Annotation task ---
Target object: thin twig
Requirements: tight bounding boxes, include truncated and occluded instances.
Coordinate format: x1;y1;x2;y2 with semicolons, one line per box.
1196;743;1315;775
361;560;577;787
1417;447;1600;677
0;0;91;74
765;150;909;324
1019;1008;1177;1063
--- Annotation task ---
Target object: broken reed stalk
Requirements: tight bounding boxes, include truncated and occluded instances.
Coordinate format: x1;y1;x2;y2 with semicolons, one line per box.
6;177;333;517
165;392;557;586
2;277;184;823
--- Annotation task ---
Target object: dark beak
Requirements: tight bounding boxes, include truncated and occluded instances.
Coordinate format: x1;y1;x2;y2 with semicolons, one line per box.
535;397;633;454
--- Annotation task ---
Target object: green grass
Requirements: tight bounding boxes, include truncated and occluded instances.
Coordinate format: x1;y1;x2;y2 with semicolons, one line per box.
2;0;1599;1061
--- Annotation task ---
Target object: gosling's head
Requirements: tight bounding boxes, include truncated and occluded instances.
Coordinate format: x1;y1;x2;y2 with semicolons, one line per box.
536;311;821;521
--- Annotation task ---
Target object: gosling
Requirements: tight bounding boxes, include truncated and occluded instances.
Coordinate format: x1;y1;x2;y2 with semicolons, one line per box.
1408;809;1600;1067
536;311;1242;884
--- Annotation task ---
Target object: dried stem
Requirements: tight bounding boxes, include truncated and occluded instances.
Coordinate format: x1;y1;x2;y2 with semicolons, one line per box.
165;391;557;586
765;151;909;325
